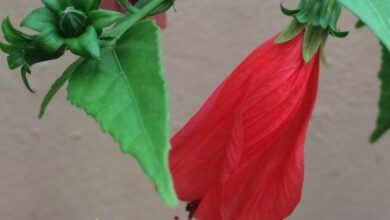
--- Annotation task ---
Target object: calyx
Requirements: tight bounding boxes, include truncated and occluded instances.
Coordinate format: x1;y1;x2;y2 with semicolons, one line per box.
276;0;348;62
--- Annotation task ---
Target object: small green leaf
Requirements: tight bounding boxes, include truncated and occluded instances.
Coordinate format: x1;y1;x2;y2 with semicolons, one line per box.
21;7;57;32
88;9;123;29
65;26;100;59
67;20;177;206
339;0;390;51
39;58;84;118
275;20;305;44
371;44;390;143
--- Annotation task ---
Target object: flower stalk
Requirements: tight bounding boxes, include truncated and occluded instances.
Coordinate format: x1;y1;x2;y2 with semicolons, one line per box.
102;0;171;39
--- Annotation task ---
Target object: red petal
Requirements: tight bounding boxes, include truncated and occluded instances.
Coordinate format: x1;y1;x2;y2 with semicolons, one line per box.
170;32;320;219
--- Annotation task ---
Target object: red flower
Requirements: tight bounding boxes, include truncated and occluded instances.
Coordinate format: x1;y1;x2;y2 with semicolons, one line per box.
100;0;167;28
169;32;320;220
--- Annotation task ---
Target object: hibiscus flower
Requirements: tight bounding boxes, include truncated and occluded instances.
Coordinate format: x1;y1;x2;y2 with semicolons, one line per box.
169;0;347;219
170;32;319;220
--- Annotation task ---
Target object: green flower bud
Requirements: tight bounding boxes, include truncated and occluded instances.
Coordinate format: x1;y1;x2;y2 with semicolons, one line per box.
59;7;90;38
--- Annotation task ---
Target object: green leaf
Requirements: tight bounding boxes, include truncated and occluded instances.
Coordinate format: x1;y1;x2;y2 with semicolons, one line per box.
39;58;84;118
67;20;177;206
88;9;123;30
339;0;390;51
21;7;57;32
65;26;100;59
371;44;390;143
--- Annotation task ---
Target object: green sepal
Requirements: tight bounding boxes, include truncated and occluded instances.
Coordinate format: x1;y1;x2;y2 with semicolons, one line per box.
303;25;327;62
88;9;124;30
65;26;100;59
67;20;177;206
43;0;71;13
35;29;65;54
328;0;343;31
330;29;349;38
355;20;365;28
371;44;390;143
281;0;347;38
1;17;32;45
280;3;300;16
7;52;25;69
0;16;66;93
320;43;329;68
21;65;35;93
0;41;17;54
72;0;101;13
39;58;84;118
275;20;305;44
294;1;321;24
21;7;57;32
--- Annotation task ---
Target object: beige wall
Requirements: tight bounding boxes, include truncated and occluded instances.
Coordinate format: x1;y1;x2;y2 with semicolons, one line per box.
1;0;389;219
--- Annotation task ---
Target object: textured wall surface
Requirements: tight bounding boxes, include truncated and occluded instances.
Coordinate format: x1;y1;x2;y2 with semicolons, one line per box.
0;0;390;219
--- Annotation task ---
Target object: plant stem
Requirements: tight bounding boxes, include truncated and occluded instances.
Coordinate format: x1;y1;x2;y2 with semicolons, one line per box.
118;0;139;13
102;0;166;40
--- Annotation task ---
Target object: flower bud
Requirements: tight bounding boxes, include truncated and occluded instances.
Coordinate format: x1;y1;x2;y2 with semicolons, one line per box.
59;7;90;38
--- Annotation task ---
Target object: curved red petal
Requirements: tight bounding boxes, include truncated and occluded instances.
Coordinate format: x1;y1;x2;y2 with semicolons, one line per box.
170;32;320;220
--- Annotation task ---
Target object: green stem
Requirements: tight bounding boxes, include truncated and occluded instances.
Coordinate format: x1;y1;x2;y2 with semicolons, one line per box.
118;0;139;13
102;0;166;40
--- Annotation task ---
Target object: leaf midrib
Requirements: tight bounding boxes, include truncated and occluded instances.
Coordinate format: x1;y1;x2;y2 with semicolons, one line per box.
111;49;158;169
